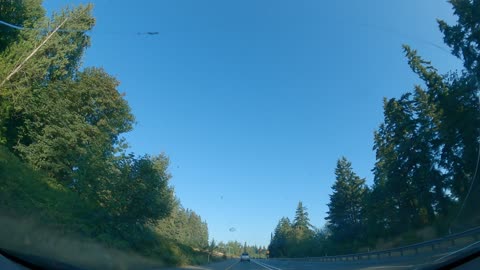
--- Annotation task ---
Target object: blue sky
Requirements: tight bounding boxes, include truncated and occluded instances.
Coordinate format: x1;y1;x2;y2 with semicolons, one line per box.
43;0;462;247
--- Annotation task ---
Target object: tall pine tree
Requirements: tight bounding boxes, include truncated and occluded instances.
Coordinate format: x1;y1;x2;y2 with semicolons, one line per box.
326;157;367;250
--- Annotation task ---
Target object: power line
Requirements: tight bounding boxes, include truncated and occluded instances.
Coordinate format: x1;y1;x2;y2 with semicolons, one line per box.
358;22;451;55
0;19;87;33
0;20;24;30
0;17;69;88
0;19;160;36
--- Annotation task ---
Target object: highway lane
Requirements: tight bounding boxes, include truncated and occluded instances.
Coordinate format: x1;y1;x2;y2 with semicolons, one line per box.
164;258;425;270
165;245;480;270
254;258;420;270
162;259;287;270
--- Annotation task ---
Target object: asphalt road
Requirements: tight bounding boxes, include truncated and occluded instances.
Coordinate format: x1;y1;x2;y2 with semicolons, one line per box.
165;241;480;270
164;254;480;270
164;258;426;270
1;254;478;270
4;241;478;270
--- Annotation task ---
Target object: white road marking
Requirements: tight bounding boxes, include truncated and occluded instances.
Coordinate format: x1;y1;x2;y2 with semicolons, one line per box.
366;266;414;269
252;260;282;270
434;240;480;262
224;261;239;270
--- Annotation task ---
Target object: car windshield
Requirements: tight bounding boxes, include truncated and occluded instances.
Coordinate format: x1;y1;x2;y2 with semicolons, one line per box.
0;1;479;270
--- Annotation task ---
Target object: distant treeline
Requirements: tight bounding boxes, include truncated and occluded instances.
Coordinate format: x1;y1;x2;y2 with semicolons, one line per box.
269;0;479;257
214;240;268;258
0;0;208;265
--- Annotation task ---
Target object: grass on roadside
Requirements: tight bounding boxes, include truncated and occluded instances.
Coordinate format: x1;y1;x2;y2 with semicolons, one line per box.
0;146;218;269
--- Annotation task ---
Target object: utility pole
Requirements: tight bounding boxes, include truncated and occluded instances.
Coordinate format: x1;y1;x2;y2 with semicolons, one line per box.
0;17;69;88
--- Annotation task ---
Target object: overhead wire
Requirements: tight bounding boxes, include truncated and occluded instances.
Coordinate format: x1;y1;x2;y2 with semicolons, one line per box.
0;8;90;87
0;19;88;33
0;20;159;35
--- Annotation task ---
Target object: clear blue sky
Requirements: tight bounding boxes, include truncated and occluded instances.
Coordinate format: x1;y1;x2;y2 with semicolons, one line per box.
43;0;462;247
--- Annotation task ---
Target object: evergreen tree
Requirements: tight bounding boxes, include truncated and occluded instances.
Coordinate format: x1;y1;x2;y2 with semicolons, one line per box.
371;0;480;234
293;201;312;230
436;0;480;223
438;0;480;81
268;217;292;257
209;238;216;253
325;157;367;249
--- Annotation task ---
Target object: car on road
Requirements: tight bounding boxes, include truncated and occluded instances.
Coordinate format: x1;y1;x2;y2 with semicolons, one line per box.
240;252;250;262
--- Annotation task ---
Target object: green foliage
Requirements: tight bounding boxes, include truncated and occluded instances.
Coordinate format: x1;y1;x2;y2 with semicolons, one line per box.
10;67;134;184
339;0;479;251
216;241;267;258
372;90;441;234
269;203;316;258
268;217;292;257
0;1;212;267
209;239;216;253
0;146;209;267
0;0;45;52
102;154;174;225
326;157;368;250
293;201;312;231
438;0;480;79
370;0;479;236
0;146;93;229
269;0;479;257
155;204;209;249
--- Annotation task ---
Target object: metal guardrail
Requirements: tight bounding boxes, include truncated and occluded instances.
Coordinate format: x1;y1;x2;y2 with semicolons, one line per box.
271;226;480;262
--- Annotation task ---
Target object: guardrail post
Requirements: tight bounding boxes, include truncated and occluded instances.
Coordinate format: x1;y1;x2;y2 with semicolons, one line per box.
451;239;455;246
432;244;435;251
377;253;380;259
388;251;391;257
415;247;418;255
400;249;403;256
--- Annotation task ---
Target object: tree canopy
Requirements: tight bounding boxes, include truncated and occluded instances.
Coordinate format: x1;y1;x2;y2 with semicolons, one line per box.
0;1;210;264
269;0;479;257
